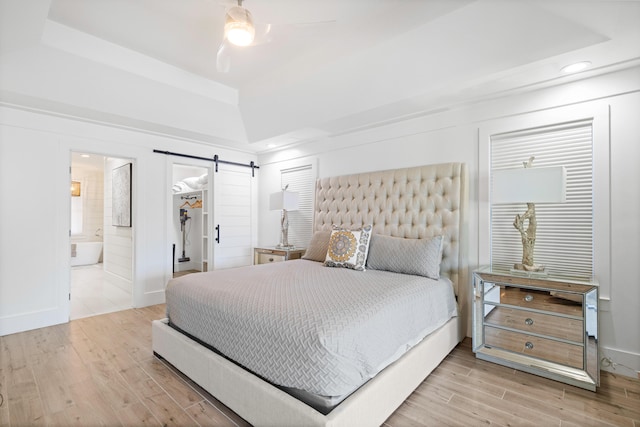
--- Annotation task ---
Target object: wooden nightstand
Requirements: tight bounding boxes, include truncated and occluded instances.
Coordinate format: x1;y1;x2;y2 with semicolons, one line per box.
254;247;306;265
473;266;599;391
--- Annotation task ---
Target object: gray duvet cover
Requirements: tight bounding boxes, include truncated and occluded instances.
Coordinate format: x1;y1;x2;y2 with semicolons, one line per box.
166;259;457;402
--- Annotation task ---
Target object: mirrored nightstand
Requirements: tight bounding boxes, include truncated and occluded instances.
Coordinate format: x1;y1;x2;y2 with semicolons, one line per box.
473;266;599;391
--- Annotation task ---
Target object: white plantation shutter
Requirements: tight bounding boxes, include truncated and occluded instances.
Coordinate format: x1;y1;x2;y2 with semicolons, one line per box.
490;120;594;278
281;165;314;249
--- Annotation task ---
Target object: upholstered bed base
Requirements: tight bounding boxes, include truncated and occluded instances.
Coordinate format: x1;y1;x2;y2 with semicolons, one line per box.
153;162;469;425
152;316;462;426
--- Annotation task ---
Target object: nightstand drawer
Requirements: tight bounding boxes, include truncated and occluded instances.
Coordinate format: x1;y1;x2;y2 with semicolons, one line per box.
499;286;583;316
485;326;583;369
257;253;285;263
484;306;583;342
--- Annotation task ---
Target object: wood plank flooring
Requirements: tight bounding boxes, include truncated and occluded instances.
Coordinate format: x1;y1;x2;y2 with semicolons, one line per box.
1;305;638;426
173;269;201;278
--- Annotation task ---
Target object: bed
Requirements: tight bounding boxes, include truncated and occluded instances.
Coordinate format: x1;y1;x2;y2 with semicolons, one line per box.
153;162;469;426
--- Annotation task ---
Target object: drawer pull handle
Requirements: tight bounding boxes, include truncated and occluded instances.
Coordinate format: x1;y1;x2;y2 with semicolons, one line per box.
524;294;534;302
525;318;534;326
525;341;534;350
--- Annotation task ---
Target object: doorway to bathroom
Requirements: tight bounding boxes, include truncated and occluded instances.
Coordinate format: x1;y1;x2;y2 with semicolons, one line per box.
70;152;134;319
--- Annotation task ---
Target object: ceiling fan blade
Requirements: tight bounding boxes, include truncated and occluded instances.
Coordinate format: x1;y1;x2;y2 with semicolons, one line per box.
216;41;231;73
251;23;272;45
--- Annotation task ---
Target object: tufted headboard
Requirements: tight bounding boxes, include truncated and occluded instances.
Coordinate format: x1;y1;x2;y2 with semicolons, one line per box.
313;163;468;316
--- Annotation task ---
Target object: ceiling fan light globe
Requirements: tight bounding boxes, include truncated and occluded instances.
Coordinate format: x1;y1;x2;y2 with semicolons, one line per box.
226;26;255;46
224;6;255;46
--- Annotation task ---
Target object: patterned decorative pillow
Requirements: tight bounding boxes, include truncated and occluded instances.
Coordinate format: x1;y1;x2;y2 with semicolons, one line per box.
366;234;444;279
324;225;373;271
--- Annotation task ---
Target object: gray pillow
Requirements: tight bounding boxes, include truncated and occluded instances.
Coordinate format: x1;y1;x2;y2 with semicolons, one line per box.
366;234;444;279
302;230;332;262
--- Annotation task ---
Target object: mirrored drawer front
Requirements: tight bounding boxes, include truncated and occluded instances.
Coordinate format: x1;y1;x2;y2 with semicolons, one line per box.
257;253;285;263
499;286;583;316
484;306;583;342
485;326;583;369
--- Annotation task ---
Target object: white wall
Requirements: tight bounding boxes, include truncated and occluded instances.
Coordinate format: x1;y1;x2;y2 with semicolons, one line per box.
0;106;257;336
258;66;640;377
0;123;71;335
71;164;104;241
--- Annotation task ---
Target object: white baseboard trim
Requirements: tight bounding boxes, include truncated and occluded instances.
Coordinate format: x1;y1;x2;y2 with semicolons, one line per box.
104;270;132;293
0;307;67;336
139;289;166;308
600;346;640;379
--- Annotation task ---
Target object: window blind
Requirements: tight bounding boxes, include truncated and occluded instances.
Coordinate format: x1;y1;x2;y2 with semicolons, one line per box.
281;164;314;249
490;120;594;278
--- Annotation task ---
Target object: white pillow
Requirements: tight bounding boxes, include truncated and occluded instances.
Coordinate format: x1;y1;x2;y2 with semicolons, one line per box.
324;225;372;271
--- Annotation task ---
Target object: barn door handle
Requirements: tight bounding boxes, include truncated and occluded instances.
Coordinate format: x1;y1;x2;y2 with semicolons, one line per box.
215;225;220;243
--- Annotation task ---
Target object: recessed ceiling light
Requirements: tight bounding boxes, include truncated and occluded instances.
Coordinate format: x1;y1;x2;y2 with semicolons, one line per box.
80;154;90;158
561;61;591;74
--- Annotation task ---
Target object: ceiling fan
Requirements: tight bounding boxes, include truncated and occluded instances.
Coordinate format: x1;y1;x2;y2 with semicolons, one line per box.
215;0;335;73
216;0;272;73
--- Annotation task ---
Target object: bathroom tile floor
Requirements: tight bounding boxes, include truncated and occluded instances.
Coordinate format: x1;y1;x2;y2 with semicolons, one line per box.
71;263;132;320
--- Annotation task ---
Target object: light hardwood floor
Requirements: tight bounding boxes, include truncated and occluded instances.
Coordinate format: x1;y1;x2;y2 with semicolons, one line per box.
173;269;201;278
1;305;638;426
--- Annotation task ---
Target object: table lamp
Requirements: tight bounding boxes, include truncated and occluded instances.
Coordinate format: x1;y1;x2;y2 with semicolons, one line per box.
492;157;566;273
269;185;299;249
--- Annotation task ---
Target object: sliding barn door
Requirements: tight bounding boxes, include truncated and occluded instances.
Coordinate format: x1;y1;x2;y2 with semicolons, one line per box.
211;164;256;269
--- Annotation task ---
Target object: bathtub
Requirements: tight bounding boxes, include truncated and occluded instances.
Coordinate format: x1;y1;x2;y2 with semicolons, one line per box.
71;239;103;266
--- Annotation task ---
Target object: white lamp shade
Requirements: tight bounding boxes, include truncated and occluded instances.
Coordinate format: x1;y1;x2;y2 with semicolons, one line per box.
492;166;566;204
270;190;299;211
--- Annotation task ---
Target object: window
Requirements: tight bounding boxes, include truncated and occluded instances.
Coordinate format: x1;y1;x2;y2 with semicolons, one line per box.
490;120;593;278
477;101;613;298
280;164;314;248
